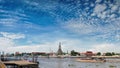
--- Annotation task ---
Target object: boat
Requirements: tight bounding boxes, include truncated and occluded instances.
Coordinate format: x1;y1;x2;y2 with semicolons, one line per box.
76;58;105;63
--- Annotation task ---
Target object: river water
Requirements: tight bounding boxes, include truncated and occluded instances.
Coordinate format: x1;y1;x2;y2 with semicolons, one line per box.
38;58;120;68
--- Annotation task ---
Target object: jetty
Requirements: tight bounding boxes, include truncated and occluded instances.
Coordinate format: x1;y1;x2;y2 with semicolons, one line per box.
0;55;39;68
0;61;6;68
3;60;39;68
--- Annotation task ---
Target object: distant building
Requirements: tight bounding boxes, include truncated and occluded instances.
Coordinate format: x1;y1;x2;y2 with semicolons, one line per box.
15;52;20;55
80;51;96;57
85;51;94;57
47;52;56;57
57;42;63;55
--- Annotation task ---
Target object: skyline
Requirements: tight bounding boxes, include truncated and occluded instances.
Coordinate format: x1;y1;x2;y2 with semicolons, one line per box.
0;0;120;53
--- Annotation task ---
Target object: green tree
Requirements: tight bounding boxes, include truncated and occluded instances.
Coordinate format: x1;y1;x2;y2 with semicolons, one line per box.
105;52;112;56
96;52;101;56
112;52;115;56
71;50;79;56
9;53;14;57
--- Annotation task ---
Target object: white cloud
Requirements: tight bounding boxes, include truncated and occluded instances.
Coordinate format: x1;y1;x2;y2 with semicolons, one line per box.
110;14;117;18
63;14;120;42
90;3;94;7
0;32;25;40
6;42;60;53
62;1;120;41
84;3;89;6
92;1;119;20
24;0;57;12
111;5;119;12
7;45;42;53
0;18;17;26
0;0;119;54
89;43;120;53
96;0;102;3
92;3;112;19
91;13;96;16
64;18;101;35
0;9;29;27
0;32;25;52
64;18;97;35
0;34;48;52
0;37;14;51
115;34;120;41
0;31;119;53
0;9;27;18
94;4;107;14
0;37;87;53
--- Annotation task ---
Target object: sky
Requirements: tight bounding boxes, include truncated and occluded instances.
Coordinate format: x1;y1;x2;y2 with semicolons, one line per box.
0;0;120;53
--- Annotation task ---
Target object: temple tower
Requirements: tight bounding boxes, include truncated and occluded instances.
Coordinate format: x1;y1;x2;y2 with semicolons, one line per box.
57;42;63;55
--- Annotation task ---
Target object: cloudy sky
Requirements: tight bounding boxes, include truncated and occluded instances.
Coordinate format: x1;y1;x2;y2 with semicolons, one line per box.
0;0;120;53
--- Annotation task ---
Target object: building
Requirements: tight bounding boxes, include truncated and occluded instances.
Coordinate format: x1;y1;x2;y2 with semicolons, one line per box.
80;51;96;57
15;52;20;55
57;42;63;55
85;51;94;57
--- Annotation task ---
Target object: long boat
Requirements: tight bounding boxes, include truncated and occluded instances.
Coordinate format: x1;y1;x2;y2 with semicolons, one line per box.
76;59;105;63
76;58;106;63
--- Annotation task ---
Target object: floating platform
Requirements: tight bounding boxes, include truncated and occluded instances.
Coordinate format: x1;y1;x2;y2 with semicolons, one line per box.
0;61;6;68
3;60;39;68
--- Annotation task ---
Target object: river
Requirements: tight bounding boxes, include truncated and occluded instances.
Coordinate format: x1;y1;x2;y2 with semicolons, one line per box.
37;58;120;68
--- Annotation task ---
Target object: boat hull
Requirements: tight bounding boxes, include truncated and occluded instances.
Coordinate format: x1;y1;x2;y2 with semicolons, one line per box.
76;59;105;63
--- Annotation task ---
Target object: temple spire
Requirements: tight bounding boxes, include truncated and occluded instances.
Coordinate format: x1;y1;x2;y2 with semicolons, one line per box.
57;42;63;55
59;42;61;48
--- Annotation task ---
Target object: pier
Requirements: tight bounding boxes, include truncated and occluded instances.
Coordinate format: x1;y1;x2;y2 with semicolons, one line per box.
3;60;39;68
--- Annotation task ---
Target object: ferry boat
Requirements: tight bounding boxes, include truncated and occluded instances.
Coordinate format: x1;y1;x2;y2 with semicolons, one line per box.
76;58;106;63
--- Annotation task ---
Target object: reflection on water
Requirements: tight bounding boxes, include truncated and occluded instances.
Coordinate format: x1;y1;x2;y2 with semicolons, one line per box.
38;58;120;68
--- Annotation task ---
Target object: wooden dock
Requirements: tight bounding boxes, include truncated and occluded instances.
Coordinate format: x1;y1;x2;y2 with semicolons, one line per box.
3;60;39;68
0;61;6;68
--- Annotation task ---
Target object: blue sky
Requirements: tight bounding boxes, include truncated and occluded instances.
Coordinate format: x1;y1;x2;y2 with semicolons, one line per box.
0;0;120;53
